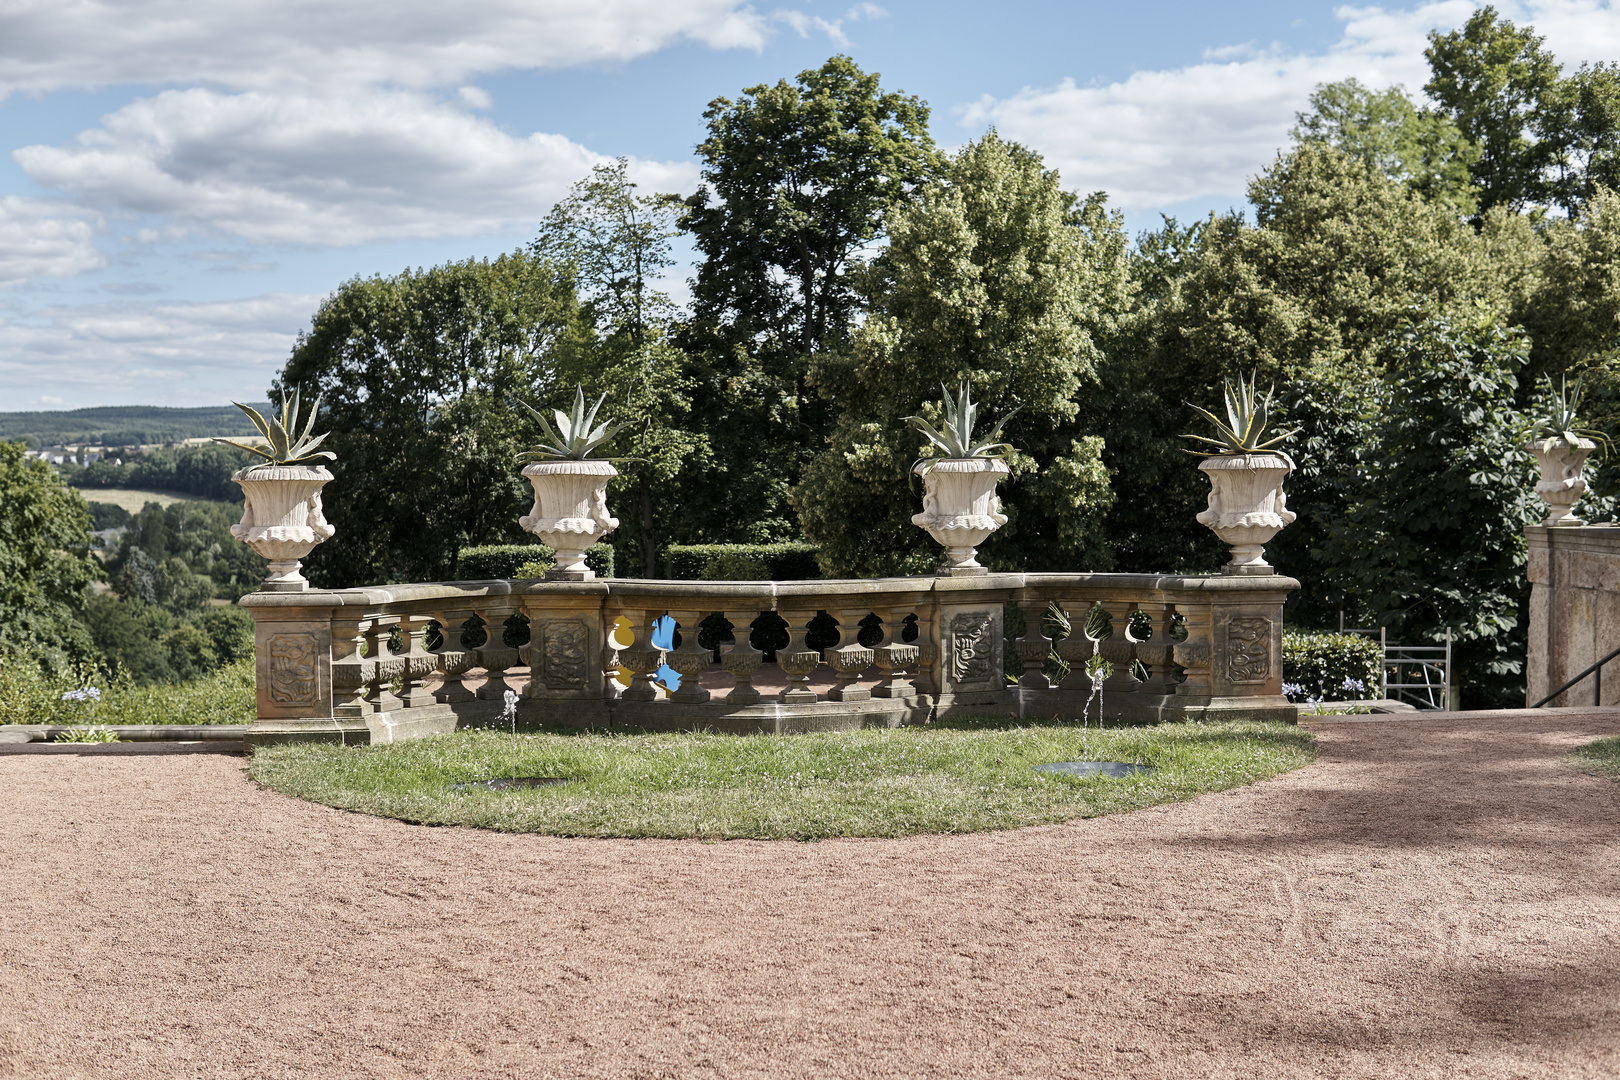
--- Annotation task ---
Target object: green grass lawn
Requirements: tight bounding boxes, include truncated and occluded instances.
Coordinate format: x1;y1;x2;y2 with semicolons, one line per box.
247;719;1315;840
1568;736;1620;780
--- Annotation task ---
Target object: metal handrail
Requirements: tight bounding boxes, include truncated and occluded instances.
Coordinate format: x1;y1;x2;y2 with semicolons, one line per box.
1532;641;1620;708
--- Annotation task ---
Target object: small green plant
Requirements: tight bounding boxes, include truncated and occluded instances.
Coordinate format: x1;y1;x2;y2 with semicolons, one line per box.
903;380;1018;473
54;726;121;743
1529;374;1612;455
516;385;631;462
213;387;336;469
1183;371;1298;457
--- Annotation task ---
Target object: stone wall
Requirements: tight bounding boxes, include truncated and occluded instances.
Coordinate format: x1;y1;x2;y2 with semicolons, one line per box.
1525;524;1620;706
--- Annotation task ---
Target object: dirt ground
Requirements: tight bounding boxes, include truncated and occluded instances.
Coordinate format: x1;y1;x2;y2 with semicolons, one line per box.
2;710;1618;1080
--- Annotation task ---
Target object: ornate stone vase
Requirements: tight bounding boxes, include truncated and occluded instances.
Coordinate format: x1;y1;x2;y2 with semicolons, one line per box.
230;465;336;592
1196;453;1295;575
1527;438;1596;526
520;460;619;580
911;457;1010;575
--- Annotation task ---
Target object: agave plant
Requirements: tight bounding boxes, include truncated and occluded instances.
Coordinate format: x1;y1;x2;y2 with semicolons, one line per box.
516;384;630;462
1182;371;1298;456
903;380;1018;472
1530;373;1612;454
213;388;335;468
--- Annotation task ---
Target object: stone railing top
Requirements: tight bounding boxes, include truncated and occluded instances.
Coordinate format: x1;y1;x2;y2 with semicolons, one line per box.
238;571;1301;611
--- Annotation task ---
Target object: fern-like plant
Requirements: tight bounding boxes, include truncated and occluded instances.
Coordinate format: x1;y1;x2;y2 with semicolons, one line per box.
1182;372;1298;457
1529;374;1612;455
213;388;335;468
903;380;1018;473
516;385;631;462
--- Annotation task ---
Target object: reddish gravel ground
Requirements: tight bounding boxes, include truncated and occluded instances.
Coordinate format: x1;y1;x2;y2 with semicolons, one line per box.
3;710;1619;1080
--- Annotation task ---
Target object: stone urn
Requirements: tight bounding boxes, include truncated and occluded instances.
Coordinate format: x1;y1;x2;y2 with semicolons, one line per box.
911;457;1010;575
1195;452;1295;575
1527;438;1596;526
230;465;336;592
520;460;619;580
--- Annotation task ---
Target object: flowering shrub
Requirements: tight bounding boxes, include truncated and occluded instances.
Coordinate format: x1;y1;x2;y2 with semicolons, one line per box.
1282;631;1382;702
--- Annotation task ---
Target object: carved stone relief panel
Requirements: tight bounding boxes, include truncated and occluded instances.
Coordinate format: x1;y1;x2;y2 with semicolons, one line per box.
949;611;996;686
267;632;318;706
1226;616;1272;684
539;619;590;690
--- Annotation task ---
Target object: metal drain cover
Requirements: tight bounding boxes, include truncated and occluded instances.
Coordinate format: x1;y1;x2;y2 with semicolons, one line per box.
1034;761;1152;779
452;777;570;792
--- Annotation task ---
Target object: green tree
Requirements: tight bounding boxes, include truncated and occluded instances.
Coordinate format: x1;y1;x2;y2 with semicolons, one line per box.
1095;144;1535;577
0;441;98;674
1292;78;1480;214
273;252;587;587
1321;308;1540;707
1543;63;1620;214
796;134;1128;575
678;54;941;539
1425;6;1564;214
535;160;707;576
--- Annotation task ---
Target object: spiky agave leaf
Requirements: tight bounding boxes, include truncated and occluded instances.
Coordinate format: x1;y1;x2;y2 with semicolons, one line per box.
1530;373;1612;456
903;380;1019;472
1182;372;1297;456
516;384;631;461
213;388;335;468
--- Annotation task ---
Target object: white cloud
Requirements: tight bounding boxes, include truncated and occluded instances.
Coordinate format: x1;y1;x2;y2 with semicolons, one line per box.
15;89;699;247
0;196;104;283
0;292;320;406
0;0;774;95
957;0;1620;209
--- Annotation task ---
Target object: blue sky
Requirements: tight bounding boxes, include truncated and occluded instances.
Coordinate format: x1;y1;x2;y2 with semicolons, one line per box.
1;0;1617;410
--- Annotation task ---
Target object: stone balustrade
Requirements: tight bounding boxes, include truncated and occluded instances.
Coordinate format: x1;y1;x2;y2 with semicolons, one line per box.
239;572;1298;747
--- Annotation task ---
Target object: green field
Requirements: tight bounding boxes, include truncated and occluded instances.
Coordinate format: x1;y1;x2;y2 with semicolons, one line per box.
0;404;268;447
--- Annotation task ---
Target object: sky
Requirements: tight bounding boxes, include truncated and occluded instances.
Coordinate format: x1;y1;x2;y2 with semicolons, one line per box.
2;0;1620;411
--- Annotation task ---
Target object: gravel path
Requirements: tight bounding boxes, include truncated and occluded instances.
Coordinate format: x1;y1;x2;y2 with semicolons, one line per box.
3;710;1618;1079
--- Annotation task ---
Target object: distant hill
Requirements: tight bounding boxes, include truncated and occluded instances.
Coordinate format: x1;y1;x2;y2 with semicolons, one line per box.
0;404;271;448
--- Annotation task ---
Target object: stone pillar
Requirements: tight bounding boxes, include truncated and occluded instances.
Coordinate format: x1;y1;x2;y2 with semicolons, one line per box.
1167;575;1298;723
1525;525;1620;707
237;590;368;748
1098;599;1141;695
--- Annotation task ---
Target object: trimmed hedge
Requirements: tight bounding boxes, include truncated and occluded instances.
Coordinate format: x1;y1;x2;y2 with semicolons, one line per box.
665;543;822;581
1282;630;1382;702
457;543;614;580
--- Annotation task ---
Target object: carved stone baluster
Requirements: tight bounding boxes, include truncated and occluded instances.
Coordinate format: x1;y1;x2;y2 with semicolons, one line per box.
828;608;876;702
1173;602;1214;702
431;609;477;704
666;609;714;704
368;618;404;713
777;610;821;704
1015;598;1053;689
871;607;920;699
1099;599;1141;694
1051;601;1092;691
476;607;520;702
720;609;765;705
911;602;942;696
618;611;666;703
602;614;629;703
1133;602;1179;697
330;615;372;714
395;612;437;708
